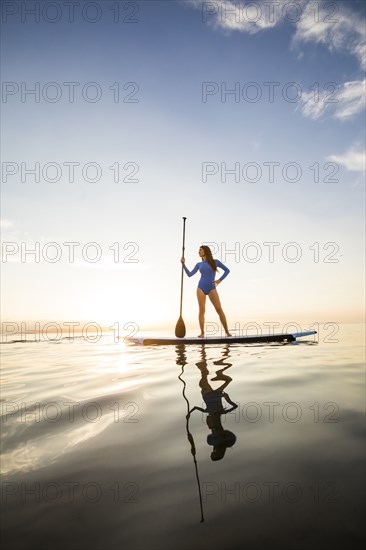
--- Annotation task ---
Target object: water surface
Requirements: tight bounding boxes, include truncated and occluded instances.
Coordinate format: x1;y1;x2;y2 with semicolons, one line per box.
1;324;365;549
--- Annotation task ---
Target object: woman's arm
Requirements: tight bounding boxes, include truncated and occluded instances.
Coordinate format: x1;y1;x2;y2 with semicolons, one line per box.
222;405;238;414
188;406;207;414
182;262;199;277
215;260;230;282
222;392;238;410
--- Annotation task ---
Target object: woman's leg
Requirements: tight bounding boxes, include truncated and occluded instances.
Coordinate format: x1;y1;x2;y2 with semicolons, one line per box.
196;288;206;337
208;290;232;336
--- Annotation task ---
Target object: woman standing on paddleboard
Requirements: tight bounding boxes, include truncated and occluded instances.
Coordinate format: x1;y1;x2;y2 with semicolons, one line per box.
181;245;232;338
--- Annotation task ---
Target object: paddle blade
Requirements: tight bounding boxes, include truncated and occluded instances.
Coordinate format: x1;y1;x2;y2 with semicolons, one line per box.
175;316;186;338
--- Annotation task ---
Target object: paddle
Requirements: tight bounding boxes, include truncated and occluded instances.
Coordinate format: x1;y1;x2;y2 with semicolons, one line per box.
175;217;187;338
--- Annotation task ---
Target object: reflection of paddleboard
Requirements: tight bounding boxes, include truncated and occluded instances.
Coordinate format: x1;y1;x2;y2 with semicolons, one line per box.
126;331;317;346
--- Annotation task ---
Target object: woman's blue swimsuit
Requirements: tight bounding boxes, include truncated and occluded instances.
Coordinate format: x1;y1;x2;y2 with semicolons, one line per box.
183;259;230;295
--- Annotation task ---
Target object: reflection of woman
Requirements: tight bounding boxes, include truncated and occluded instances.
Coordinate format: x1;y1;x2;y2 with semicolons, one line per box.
188;353;238;461
181;245;232;338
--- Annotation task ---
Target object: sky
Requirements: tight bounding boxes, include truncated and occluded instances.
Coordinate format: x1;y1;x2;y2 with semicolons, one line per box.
1;0;365;332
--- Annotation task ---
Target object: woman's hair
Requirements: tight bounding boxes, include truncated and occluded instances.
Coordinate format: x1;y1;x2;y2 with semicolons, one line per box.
200;245;217;272
207;430;237;461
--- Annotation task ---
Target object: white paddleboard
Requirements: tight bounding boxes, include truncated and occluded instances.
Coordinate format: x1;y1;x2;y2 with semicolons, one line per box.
126;331;317;346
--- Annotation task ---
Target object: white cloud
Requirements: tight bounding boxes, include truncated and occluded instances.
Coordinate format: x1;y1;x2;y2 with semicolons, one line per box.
292;1;366;69
298;89;327;120
186;0;365;70
335;79;366;120
298;78;366;120
183;0;290;33
327;144;366;173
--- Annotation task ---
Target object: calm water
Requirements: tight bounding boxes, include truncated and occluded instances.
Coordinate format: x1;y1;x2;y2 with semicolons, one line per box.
1;323;365;549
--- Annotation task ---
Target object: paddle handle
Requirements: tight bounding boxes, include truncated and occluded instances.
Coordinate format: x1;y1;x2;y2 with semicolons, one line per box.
179;217;187;316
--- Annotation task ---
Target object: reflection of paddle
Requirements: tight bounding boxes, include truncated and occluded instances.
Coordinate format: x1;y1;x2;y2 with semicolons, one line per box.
177;353;205;523
185;413;204;523
175;217;187;338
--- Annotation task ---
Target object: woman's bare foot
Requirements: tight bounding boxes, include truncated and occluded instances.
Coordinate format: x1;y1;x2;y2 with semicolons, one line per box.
226;332;232;337
198;333;205;338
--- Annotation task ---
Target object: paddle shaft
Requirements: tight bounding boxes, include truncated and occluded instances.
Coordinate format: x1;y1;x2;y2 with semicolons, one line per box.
179;217;187;317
